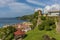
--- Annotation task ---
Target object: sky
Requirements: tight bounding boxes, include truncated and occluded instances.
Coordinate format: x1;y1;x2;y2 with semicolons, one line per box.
0;0;60;18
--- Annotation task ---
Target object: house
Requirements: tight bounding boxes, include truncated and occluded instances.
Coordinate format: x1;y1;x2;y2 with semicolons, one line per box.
48;10;60;16
22;22;33;26
14;29;25;40
22;22;33;32
22;24;31;32
17;24;22;29
15;22;32;32
3;24;10;28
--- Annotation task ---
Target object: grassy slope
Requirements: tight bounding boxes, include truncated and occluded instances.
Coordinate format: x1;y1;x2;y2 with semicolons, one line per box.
24;27;60;40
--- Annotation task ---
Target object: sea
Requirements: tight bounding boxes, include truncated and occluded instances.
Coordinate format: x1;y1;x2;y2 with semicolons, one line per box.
0;18;26;27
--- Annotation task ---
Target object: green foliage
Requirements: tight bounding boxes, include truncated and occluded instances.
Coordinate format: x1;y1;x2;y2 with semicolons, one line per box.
24;26;59;40
33;12;39;18
45;26;51;31
38;19;56;31
38;23;45;30
5;33;14;40
31;19;37;29
51;38;56;40
42;35;56;40
0;26;16;40
40;16;46;20
42;35;50;40
29;11;39;29
30;25;35;30
17;14;34;21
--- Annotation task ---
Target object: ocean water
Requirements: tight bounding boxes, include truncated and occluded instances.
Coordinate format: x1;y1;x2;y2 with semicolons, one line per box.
0;18;26;27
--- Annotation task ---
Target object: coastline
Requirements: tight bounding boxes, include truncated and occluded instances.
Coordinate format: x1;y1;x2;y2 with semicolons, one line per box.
0;18;27;27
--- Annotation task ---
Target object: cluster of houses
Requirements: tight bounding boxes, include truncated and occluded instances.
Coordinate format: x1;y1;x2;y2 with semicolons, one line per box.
3;22;32;32
2;22;33;40
2;22;32;40
13;22;32;40
14;22;32;32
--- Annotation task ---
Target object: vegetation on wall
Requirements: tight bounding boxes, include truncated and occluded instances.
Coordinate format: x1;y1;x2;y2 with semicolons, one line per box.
38;18;56;31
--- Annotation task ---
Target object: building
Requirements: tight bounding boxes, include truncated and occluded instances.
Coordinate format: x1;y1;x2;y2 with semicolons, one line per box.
14;29;25;40
38;10;42;16
48;11;60;16
14;22;32;32
22;22;32;32
43;14;48;17
3;24;10;28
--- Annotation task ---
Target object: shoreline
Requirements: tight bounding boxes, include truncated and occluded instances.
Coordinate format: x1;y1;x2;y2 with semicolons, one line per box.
0;19;27;27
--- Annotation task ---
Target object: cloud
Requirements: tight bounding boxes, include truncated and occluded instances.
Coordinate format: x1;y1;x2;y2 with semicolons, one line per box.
26;0;46;6
44;4;60;13
35;8;43;12
0;0;34;17
50;4;60;11
0;0;15;7
44;5;51;13
8;2;33;12
26;0;60;6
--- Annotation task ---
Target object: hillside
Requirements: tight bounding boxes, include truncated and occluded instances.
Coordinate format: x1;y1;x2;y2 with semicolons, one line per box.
16;14;33;21
0;10;60;40
24;27;60;40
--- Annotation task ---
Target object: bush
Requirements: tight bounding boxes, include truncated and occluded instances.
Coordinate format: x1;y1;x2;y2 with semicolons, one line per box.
30;25;35;30
42;35;56;40
0;26;16;40
42;35;50;40
47;20;55;26
38;23;45;30
38;19;56;31
51;38;56;40
45;26;52;31
40;16;46;20
38;21;45;31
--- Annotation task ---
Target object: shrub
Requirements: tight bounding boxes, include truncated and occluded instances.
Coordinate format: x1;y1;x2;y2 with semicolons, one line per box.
40;16;46;20
42;35;50;40
38;19;56;31
51;38;56;40
38;23;45;30
47;20;55;26
38;22;45;31
45;26;52;31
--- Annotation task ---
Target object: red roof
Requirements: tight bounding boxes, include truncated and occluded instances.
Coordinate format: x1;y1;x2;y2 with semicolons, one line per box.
14;30;25;36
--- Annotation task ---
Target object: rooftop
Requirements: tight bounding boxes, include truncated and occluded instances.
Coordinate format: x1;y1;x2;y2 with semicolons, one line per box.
48;10;60;13
14;29;25;36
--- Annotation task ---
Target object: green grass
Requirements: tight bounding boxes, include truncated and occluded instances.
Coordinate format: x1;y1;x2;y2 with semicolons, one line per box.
24;27;60;40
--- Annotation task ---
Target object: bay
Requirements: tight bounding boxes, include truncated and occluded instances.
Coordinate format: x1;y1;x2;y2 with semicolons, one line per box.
0;18;26;27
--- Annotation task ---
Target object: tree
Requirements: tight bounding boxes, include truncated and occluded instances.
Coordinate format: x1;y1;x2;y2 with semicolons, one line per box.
0;26;16;40
38;23;45;30
38;19;56;31
40;16;46;20
51;38;56;40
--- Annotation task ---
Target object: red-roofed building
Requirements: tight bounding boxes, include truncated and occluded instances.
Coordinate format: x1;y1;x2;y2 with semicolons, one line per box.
14;29;25;40
14;30;25;36
13;22;32;32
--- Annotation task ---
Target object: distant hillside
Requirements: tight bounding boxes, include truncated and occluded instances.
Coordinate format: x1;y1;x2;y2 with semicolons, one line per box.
0;18;17;20
16;14;34;21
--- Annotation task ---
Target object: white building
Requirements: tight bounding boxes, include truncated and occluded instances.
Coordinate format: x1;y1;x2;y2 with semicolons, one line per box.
44;4;60;16
48;11;60;16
